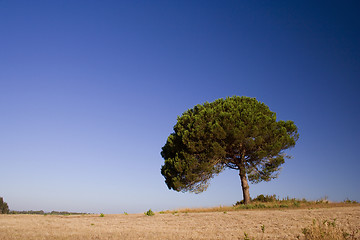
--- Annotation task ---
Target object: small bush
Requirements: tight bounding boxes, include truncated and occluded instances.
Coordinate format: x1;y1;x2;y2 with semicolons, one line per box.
255;203;267;208
234;200;245;206
344;198;358;204
253;194;277;202
293;201;300;207
315;196;329;204
144;209;155;216
236;204;253;210
234;203;271;210
99;213;104;217
123;212;128;215
234;194;277;206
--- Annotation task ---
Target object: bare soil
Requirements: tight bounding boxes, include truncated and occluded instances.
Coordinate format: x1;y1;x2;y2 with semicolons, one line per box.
0;206;359;239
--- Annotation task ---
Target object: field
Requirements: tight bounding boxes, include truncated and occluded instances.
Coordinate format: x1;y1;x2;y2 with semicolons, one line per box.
0;205;359;239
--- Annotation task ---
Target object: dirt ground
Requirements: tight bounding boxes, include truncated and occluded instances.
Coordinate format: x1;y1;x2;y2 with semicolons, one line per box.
0;206;359;239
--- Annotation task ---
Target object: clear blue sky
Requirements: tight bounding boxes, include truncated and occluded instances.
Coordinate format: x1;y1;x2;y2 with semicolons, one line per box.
1;0;359;214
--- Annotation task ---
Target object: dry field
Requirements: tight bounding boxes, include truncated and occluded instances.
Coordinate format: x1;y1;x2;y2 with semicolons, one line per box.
0;206;359;240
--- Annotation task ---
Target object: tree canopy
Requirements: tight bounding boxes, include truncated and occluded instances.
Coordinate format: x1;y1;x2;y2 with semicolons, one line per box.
161;96;299;204
0;197;9;214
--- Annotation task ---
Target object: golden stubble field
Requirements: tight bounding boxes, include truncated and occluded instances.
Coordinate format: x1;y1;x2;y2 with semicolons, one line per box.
0;206;359;240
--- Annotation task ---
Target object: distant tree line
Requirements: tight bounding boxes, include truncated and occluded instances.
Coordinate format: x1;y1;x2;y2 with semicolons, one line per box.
9;210;46;215
1;196;87;215
0;197;9;214
9;210;87;215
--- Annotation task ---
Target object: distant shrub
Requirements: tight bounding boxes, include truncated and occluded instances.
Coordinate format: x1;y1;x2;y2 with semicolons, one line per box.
315;196;329;204
234;194;277;206
301;198;308;203
99;213;105;217
239;204;255;210
256;203;267;208
235;203;270;210
0;197;9;214
123;212;128;215
144;209;154;216
253;194;277;203
234;200;245;206
344;198;358;204
315;200;328;204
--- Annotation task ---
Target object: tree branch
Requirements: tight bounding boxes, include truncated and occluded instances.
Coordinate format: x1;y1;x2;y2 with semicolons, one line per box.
225;162;239;170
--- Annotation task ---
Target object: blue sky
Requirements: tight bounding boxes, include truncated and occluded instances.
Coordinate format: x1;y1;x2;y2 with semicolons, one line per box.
0;0;359;214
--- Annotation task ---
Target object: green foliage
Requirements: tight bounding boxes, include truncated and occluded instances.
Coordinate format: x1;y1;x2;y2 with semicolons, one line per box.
253;194;277;202
235;203;269;210
234;200;245;206
233;194;313;210
293;200;300;207
234;194;277;205
144;209;155;216
243;232;254;240
344;198;358;204
0;197;9;214
99;213;105;217
261;224;265;233
123;212;128;215
161;96;298;195
280;204;289;208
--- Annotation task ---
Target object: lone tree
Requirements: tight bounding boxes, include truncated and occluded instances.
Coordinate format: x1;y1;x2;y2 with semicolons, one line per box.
161;96;299;204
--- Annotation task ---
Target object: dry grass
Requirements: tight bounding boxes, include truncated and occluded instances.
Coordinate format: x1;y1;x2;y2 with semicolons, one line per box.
165;201;358;214
0;206;359;239
302;219;359;240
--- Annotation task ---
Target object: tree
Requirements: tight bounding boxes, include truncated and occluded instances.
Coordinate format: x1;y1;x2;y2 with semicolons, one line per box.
161;96;299;204
0;197;9;214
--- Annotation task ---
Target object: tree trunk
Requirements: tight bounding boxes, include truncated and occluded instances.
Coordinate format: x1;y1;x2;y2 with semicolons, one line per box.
238;163;251;205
